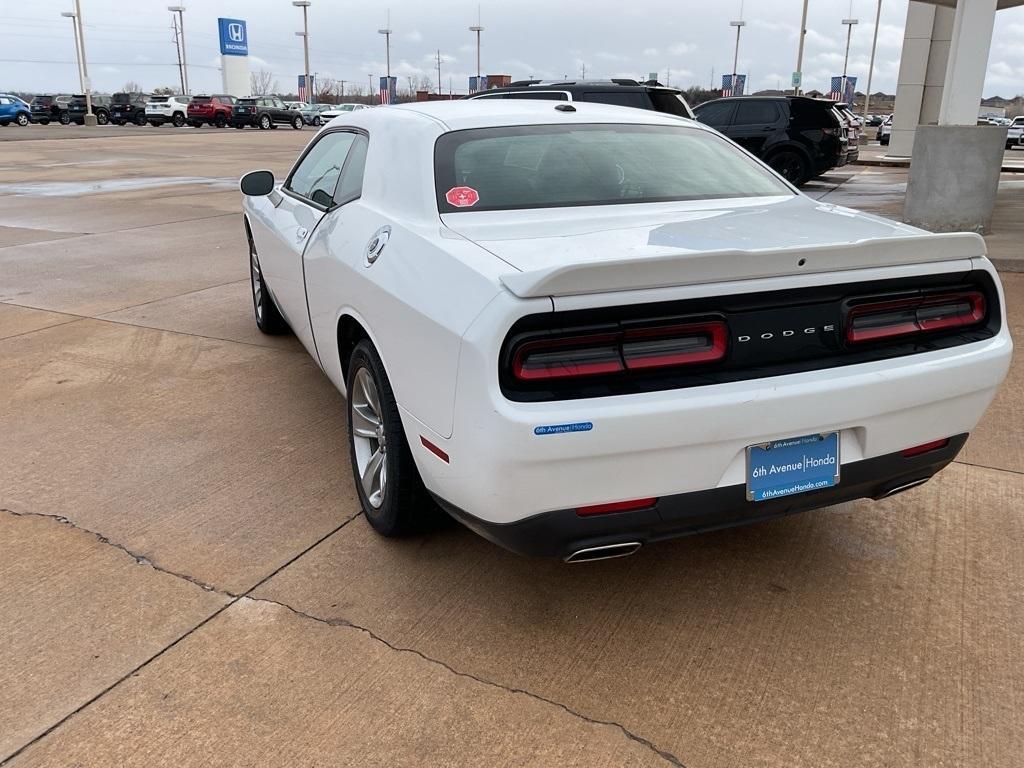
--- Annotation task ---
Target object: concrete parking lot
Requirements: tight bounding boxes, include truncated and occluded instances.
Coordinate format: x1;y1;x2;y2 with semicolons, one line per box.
1;126;1022;767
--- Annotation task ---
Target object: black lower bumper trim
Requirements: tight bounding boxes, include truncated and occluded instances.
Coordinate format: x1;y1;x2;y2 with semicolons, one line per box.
432;434;968;559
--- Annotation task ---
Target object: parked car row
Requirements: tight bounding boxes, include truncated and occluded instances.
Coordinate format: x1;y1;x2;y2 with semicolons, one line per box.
1;91;373;130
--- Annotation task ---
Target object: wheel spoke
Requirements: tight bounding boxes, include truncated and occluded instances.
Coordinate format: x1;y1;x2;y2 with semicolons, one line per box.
351;404;379;437
360;373;380;415
361;448;384;500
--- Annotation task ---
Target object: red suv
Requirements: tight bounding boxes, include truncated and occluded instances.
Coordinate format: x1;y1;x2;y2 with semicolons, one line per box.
187;95;236;128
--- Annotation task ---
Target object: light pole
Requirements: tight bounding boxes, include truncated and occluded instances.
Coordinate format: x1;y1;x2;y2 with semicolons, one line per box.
436;50;442;95
168;6;188;94
63;0;94;124
863;0;883;121
469;7;483;92
60;10;85;95
729;19;746;95
841;16;859;103
293;1;312;103
378;10;392;104
795;0;809;95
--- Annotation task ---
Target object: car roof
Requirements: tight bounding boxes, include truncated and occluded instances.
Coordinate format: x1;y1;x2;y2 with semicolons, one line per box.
378;99;696;131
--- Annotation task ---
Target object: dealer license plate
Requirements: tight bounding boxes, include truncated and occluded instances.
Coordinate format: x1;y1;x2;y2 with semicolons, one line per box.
746;432;840;502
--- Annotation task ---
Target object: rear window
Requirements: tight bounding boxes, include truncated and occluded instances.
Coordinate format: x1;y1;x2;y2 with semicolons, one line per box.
238;98;258;105
149;96;169;103
435;123;793;213
32;96;53;105
112;93;130;101
649;90;692;118
191;97;212;104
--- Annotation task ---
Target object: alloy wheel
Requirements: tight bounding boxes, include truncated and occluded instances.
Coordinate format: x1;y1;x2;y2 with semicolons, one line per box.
350;368;387;509
16;113;29;126
250;246;263;323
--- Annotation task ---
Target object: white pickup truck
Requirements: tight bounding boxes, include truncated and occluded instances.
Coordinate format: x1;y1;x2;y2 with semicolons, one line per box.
1008;116;1024;149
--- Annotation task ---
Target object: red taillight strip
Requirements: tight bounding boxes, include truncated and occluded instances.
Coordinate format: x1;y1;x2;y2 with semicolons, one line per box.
901;438;950;458
846;291;986;344
512;321;728;382
622;322;728;370
576;497;658;517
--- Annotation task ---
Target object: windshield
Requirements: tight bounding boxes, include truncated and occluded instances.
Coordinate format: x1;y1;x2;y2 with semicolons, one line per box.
435;123;793;213
32;96;53;105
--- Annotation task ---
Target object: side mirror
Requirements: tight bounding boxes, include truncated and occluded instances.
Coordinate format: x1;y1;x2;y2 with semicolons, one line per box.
240;170;275;197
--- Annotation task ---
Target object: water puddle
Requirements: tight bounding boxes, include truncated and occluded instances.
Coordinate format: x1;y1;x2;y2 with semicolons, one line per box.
3;177;236;197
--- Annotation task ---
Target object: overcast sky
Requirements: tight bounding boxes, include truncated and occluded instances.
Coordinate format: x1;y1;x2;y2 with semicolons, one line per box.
3;0;1024;97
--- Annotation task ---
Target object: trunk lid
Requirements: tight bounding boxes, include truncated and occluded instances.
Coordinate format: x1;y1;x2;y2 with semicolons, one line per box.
440;196;985;298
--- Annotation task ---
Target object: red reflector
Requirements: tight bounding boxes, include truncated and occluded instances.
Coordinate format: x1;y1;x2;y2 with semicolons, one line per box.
846;291;985;344
420;436;450;463
901;438;950;458
576;497;658;516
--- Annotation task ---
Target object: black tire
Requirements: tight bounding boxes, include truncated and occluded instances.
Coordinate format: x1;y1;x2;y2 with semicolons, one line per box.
16;112;30;127
258;114;271;130
313;116;322;127
190;121;202;128
0;122;6;127
767;150;810;186
292;115;303;130
214;113;227;128
346;340;436;537
39;119;50;125
234;124;245;129
135;113;147;126
248;232;288;335
116;119;127;126
172;112;185;127
59;112;71;125
880;136;889;146
96;111;109;125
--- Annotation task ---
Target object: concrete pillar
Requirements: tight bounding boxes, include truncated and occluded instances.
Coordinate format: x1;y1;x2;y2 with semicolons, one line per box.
938;0;999;125
889;1;955;157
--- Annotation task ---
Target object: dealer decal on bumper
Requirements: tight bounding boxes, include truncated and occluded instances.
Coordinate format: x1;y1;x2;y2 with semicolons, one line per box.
534;422;593;436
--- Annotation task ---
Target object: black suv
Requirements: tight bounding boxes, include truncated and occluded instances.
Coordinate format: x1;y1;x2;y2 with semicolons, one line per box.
29;94;71;125
465;78;693;118
110;92;149;126
231;96;304;130
692;96;848;186
66;94;111;125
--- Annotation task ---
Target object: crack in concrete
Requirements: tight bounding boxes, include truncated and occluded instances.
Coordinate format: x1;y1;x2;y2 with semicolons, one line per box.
249;596;686;767
2;506;686;766
1;507;230;595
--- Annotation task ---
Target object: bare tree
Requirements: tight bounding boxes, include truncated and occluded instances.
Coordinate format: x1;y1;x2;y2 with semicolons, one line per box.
316;77;337;103
249;70;278;97
151;85;178;95
122;80;142;93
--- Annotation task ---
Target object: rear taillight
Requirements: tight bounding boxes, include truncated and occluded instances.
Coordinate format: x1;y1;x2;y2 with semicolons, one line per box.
845;291;986;344
511;320;727;381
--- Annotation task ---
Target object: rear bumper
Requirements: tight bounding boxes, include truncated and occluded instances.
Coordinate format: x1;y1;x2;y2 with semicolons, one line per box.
230;116;257;127
435;435;968;558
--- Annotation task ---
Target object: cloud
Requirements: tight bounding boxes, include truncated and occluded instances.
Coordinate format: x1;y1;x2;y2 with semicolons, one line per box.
668;42;697;55
403;30;423;43
643;47;659;57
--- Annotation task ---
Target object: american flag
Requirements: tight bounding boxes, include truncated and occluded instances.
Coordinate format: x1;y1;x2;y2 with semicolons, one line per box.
829;76;843;102
721;74;746;97
298;74;313;102
379;76;396;105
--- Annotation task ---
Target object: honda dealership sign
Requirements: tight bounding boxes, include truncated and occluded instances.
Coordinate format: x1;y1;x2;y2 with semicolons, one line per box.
217;17;250;96
218;18;248;56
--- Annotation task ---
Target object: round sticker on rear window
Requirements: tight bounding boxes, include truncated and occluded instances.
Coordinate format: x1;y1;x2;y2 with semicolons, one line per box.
445;186;479;208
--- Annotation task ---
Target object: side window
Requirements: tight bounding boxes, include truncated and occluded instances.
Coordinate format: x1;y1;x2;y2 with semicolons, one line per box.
286;131;357;208
334;134;369;204
694;101;736;128
734;101;780;126
581;91;651;109
503;91;568;101
0;98;9;105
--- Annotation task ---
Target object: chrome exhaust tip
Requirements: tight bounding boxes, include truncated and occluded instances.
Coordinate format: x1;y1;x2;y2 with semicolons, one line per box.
875;477;930;500
564;542;642;563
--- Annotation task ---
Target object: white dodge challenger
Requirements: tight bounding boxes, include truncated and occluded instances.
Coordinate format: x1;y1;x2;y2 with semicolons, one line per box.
241;100;1011;562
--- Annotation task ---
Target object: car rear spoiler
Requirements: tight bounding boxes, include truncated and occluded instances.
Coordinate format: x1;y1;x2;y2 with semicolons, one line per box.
498;233;986;299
